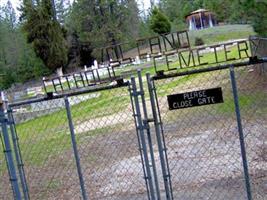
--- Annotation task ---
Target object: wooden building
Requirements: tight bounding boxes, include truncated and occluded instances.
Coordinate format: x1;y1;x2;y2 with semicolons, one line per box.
185;9;217;30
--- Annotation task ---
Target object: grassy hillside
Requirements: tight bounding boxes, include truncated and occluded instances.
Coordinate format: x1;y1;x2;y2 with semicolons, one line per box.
189;24;255;45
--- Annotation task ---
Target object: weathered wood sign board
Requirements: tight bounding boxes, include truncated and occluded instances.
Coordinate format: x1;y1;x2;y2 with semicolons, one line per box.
167;87;224;110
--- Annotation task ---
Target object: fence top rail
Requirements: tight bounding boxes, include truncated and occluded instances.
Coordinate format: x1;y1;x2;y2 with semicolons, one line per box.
8;81;129;108
152;56;267;81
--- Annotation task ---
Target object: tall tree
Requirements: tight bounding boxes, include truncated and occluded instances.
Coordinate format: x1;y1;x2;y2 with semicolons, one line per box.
159;0;191;29
0;1;47;89
67;0;140;61
159;0;250;29
21;0;68;72
241;0;267;36
149;7;171;34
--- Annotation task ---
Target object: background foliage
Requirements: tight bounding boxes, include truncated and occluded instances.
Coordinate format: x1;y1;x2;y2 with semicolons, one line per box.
149;7;171;34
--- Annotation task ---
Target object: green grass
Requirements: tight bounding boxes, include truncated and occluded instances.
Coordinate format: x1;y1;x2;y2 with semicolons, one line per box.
114;25;254;78
149;43;250;77
189;24;255;46
11;87;129;166
17;87;129;129
216;91;266;114
15;122;125;166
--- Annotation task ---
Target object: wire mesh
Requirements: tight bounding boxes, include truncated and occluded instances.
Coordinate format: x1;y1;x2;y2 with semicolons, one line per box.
151;65;266;199
3;84;149;200
68;85;148;200
233;66;267;199
10;98;82;199
0;127;14;200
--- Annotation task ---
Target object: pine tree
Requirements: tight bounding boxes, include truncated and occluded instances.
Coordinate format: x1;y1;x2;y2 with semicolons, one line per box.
149;7;171;35
21;0;68;72
67;0;141;61
242;0;267;36
0;1;48;89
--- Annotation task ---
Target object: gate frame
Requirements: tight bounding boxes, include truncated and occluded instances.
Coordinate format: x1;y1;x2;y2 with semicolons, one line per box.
146;56;267;200
0;99;22;199
5;80;151;200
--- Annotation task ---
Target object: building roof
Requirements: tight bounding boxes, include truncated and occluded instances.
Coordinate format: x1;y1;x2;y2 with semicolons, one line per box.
185;8;214;19
190;9;208;14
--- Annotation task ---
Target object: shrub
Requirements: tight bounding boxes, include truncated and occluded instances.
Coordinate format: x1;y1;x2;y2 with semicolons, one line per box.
195;37;204;46
149;7;171;35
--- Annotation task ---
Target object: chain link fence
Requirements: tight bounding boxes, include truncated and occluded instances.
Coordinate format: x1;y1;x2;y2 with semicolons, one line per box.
0;127;14;200
1;83;149;200
149;64;266;199
9;97;83;200
234;66;267;199
68;86;147;200
250;37;267;74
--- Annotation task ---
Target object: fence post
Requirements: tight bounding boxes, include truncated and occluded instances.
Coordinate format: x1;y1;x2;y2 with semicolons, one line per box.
0;98;22;199
130;76;156;200
229;66;252;200
146;73;173;200
137;70;161;199
128;83;151;200
7;107;30;200
64;97;88;200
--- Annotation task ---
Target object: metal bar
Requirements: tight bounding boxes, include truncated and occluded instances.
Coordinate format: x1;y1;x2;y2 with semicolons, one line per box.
95;69;101;83
0;120;15;198
128;83;151;200
52;79;57;93
153;57;267;80
151;79;173;199
111;66;116;77
163;36;168;51
149;38;153;54
9;82;129;108
130;76;156;200
59;77;64;91
42;79;48;94
0;105;22;199
91;70;96;85
79;72;86;87
146;73;173;200
153;57;158;73
107;67;112;79
137;70;161;199
176;32;181;47
66;76;71;90
64;97;88;200
185;31;190;47
84;71;90;86
229;66;252;200
7;108;30;200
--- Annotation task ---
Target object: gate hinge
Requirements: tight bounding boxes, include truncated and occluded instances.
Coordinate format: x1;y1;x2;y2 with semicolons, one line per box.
164;174;171;179
9;178;18;182
0;118;9;123
7;120;15;125
131;90;144;97
3;149;12;153
143;118;154;124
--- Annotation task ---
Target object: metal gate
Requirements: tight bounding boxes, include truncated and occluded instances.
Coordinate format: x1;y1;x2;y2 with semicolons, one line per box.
130;60;267;200
0;82;151;200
